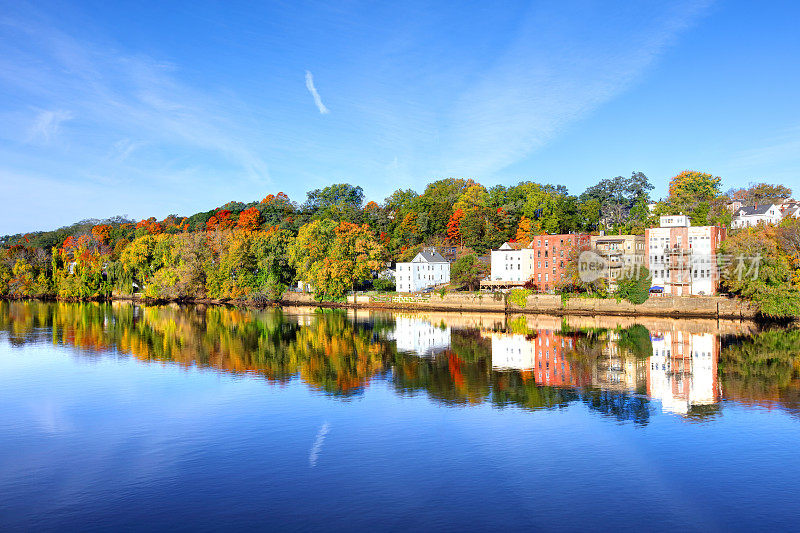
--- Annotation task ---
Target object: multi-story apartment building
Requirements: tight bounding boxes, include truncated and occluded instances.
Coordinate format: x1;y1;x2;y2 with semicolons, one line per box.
395;248;450;293
589;234;646;287
529;234;589;292
645;215;726;296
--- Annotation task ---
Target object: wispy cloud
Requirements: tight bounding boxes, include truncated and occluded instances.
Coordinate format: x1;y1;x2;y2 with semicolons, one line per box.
26;109;74;143
1;14;271;183
305;70;330;114
729;126;800;168
438;1;715;176
110;138;146;162
308;421;330;467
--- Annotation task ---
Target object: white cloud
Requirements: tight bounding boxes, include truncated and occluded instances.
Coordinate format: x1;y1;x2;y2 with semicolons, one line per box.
26;109;74;143
305;70;330;114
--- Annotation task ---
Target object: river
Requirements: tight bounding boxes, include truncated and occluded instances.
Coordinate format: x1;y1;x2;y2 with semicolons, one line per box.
1;301;799;531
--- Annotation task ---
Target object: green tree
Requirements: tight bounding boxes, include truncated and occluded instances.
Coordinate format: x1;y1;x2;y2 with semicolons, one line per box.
666;170;723;225
580;172;653;232
615;266;651;304
305;183;365;223
450;253;489;291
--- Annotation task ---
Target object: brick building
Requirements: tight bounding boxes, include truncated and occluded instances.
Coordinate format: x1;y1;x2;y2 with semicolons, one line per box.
529;234;590;292
645;215;726;296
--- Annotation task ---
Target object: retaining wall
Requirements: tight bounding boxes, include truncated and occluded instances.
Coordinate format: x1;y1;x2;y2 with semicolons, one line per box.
280;291;758;319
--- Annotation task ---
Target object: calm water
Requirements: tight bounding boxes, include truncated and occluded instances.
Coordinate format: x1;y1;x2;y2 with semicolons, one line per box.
1;302;800;531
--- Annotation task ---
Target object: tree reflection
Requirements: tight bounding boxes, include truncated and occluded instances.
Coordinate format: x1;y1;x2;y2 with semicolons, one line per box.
1;301;799;419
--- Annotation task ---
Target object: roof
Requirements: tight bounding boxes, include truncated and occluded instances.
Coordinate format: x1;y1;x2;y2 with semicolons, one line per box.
499;241;528;250
736;204;776;216
415;249;448;263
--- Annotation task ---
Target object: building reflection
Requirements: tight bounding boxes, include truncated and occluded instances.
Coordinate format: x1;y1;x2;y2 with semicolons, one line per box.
481;323;721;418
484;329;590;387
1;301;798;420
648;331;719;415
388;316;451;356
592;330;648;394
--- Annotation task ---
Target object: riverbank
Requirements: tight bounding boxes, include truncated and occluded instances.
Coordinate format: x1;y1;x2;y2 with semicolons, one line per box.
1;291;773;321
278;292;762;320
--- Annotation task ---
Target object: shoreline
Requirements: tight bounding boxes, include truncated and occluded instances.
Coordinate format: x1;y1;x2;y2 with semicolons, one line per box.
3;292;789;323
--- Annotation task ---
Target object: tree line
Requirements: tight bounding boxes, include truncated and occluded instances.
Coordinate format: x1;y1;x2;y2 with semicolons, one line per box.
0;172;796;311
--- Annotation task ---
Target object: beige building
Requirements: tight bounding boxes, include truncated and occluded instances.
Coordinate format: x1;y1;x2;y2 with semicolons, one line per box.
590;234;646;287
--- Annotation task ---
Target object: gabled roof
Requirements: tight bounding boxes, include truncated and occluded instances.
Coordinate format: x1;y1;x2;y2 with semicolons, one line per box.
736;204;777;217
499;241;528;250
414;249;448;263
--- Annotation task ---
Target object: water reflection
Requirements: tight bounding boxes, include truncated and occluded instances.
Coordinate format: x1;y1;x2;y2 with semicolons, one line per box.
1;301;799;421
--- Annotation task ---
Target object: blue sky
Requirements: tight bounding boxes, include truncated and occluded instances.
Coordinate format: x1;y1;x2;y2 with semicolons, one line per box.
1;0;798;234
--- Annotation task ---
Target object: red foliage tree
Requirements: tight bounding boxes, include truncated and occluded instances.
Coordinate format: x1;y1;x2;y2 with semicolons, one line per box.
447;209;464;245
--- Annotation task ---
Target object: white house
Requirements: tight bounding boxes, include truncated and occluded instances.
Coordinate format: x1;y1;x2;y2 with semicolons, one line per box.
780;202;800;220
731;204;783;229
489;242;534;283
395;249;450;293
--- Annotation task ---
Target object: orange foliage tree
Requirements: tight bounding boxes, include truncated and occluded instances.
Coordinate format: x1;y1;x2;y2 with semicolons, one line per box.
91;224;112;245
237;206;262;232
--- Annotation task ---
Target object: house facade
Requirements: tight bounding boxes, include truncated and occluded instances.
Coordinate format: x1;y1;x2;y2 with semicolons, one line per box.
731;204;784;229
395;249;450;293
486;234;589;291
645;215;726;296
489;242;534;284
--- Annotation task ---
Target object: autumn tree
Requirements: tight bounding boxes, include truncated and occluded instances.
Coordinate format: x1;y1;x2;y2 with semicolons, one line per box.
666;170;726;226
91;224;112;245
719;221;800;317
447;209;464;247
289;220;385;300
450;253;489;291
515;216;532;243
729;183;792;207
237;206;262;232
556;244;607;297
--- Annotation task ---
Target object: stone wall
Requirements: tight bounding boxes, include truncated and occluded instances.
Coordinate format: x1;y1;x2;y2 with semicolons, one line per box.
280;291;757;319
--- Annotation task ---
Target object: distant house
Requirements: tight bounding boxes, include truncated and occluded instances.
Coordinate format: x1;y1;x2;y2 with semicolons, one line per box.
395;248;450;293
731;204;783;229
780;202;800;220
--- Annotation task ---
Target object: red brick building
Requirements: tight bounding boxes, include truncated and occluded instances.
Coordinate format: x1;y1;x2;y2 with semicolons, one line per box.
530;233;590;292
